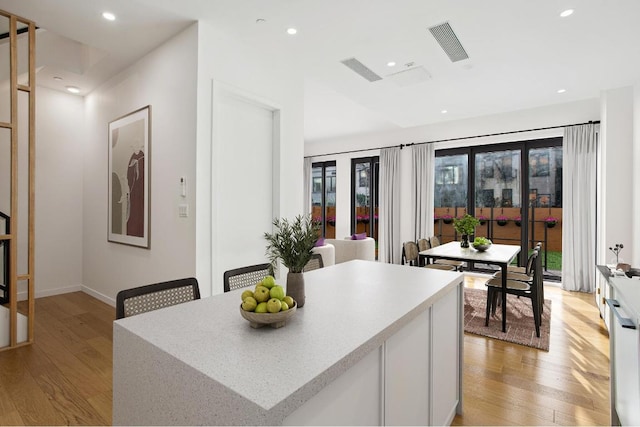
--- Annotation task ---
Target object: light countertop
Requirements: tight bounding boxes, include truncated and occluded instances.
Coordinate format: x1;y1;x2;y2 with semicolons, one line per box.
114;260;462;422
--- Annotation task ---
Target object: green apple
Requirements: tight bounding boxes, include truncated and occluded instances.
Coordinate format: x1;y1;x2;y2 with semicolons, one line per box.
255;302;268;313
266;298;282;313
241;296;257;312
280;301;289;311
254;280;264;290
262;275;276;289
254;285;270;303
269;285;285;301
283;295;294;308
241;290;254;301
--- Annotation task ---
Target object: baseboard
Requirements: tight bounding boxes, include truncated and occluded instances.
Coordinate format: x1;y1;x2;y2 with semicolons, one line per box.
17;284;83;301
81;286;116;307
20;284;116;307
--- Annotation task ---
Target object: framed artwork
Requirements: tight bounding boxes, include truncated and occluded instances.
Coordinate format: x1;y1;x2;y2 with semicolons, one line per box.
108;106;151;248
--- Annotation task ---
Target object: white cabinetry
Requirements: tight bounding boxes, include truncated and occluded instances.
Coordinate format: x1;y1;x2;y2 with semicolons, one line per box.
607;278;640;426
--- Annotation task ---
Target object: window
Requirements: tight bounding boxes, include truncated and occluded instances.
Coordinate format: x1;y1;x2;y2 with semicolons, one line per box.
311;161;336;238
435;137;563;279
351;157;379;245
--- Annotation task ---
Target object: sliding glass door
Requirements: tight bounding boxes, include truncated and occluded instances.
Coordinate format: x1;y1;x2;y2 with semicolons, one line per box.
435;137;562;279
311;161;336;238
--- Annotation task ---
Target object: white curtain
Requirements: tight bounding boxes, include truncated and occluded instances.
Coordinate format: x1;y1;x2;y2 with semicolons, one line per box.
303;157;312;215
411;144;435;240
379;147;401;264
562;123;598;292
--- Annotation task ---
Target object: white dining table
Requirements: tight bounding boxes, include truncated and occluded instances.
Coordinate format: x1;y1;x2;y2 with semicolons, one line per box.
419;241;521;332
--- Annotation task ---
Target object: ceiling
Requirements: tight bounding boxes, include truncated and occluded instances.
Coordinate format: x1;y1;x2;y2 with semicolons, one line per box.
2;0;640;142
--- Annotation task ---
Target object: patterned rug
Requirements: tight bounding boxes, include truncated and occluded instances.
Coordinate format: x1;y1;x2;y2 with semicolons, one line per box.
463;287;551;351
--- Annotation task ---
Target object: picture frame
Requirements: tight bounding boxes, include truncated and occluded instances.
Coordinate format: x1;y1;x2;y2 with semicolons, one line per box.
108;106;151;248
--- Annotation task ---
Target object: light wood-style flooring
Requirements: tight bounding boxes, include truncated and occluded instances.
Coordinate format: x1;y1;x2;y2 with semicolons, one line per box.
454;275;611;426
0;276;610;426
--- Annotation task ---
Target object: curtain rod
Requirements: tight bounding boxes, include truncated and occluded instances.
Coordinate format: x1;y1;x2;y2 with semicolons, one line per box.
304;120;600;159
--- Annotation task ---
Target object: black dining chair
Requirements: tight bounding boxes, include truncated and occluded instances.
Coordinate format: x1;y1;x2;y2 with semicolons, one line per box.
223;263;272;293
303;253;324;272
116;277;201;319
428;236;465;271
485;249;542;337
402;241;420;266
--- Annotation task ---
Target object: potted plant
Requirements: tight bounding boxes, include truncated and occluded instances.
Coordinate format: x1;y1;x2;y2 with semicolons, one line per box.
326;215;336;226
544;216;558;228
442;214;453;224
496;215;509;226
264;214;320;308
514;215;522;227
477;215;488;225
453;214;480;248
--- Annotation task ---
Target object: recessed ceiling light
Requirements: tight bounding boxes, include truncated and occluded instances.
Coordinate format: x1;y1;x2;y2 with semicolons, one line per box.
286;28;297;35
441;110;448;114
557;88;566;94
560;9;574;17
102;12;116;21
53;76;63;81
387;61;396;67
66;86;80;94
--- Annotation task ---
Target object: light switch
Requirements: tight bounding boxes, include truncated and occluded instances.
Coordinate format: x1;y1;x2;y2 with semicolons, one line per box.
180;176;187;197
179;204;189;217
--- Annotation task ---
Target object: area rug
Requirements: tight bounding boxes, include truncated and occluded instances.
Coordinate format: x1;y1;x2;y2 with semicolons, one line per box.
463;287;551;351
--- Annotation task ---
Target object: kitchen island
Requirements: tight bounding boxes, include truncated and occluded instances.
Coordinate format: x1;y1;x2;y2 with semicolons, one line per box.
113;260;464;425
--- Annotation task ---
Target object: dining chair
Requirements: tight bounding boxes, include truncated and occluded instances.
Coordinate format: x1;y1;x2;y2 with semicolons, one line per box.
494;242;544;311
417;238;430;252
428;236;465;271
116;277;201;319
484;249;542;337
506;242;542;274
402;241;420;266
423;264;456;271
303;253;324;272
223;263;272;293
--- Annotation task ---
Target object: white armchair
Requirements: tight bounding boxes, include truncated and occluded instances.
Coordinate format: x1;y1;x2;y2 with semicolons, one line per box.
325;237;376;264
311;243;336;267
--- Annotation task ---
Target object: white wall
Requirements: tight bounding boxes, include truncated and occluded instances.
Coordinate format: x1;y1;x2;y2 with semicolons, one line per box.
82;25;198;304
195;21;304;296
600;87;634;265
35;87;84;296
305;99;600;252
633;84;640;267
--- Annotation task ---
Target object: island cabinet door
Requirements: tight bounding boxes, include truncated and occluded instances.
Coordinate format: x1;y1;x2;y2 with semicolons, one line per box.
384;309;430;425
282;346;383;426
430;287;461;426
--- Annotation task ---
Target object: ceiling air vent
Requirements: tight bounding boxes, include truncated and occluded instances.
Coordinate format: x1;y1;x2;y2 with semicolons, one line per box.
340;57;382;82
428;21;469;62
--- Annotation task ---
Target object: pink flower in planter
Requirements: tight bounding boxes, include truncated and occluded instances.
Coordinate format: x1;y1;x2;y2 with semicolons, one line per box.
496;215;509;226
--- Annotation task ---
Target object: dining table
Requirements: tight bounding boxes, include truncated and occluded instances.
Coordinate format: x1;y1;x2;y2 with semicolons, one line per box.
419;241;521;332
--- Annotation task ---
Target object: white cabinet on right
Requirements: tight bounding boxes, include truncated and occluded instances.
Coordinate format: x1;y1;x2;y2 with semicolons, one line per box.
607;278;640;426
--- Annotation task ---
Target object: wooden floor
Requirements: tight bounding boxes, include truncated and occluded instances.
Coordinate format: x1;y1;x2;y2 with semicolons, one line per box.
454;275;611;426
0;277;610;426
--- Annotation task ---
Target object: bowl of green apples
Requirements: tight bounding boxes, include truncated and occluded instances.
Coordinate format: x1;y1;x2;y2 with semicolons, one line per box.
472;237;492;252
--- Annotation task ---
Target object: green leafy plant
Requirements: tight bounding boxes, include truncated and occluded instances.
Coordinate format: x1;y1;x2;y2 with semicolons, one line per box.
264;214;321;273
453;214;480;235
